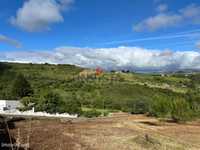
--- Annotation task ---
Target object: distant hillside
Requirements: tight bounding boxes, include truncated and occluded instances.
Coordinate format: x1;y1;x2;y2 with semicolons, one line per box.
0;62;198;113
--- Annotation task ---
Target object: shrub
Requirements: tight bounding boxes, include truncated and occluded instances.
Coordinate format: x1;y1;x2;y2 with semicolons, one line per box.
102;111;109;116
36;91;62;114
20;96;35;111
187;91;200;117
149;96;171;118
21;97;32;107
149;95;195;122
61;99;82;115
82;109;101;118
130;99;149;114
171;98;193;122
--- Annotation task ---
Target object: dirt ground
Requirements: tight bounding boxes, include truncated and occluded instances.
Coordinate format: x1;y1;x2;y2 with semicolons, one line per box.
8;114;200;150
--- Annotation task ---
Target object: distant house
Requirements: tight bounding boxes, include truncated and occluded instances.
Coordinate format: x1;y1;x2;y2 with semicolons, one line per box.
0;100;21;111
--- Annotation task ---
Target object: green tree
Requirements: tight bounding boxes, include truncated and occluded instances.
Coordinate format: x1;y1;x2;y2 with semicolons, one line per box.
61;92;82;115
37;91;62;114
11;74;33;99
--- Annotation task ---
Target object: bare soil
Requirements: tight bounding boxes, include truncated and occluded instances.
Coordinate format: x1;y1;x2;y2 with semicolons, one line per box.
8;114;200;150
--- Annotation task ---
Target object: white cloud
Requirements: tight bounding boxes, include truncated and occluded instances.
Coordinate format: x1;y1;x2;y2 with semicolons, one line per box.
134;3;200;32
10;0;74;32
1;46;200;72
156;4;168;12
180;4;200;24
133;13;182;32
58;0;74;10
196;41;200;49
0;34;21;48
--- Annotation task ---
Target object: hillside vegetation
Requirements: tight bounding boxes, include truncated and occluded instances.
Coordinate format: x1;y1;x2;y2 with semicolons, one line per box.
0;62;200;121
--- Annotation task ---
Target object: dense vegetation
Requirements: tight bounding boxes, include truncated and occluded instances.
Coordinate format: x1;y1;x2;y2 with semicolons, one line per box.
0;62;200;121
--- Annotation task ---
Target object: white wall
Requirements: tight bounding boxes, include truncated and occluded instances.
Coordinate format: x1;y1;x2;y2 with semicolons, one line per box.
0;100;21;111
0;100;6;111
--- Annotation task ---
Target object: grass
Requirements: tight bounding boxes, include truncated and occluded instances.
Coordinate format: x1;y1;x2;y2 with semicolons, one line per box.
82;107;119;114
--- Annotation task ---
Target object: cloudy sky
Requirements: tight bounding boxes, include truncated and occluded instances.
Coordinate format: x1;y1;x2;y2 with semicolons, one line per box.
1;0;200;72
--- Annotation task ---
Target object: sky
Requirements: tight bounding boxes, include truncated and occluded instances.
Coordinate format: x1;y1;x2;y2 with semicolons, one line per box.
1;0;200;72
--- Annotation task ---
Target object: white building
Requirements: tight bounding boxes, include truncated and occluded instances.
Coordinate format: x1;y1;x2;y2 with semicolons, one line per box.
0;100;77;118
0;100;21;111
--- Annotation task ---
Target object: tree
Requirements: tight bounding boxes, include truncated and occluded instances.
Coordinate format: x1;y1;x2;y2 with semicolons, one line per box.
61;92;82;115
11;74;33;99
38;91;62;114
35;91;82;115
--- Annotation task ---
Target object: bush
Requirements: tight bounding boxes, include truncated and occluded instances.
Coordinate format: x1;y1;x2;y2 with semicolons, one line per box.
130;99;149;114
21;96;33;107
34;91;82;115
60;99;82;115
187;91;200;117
171;98;193;122
149;95;195;122
149;96;171;118
82;109;101;118
36;91;62;114
20;96;35;111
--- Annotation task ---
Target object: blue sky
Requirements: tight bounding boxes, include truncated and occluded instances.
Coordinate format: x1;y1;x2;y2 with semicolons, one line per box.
1;0;200;71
